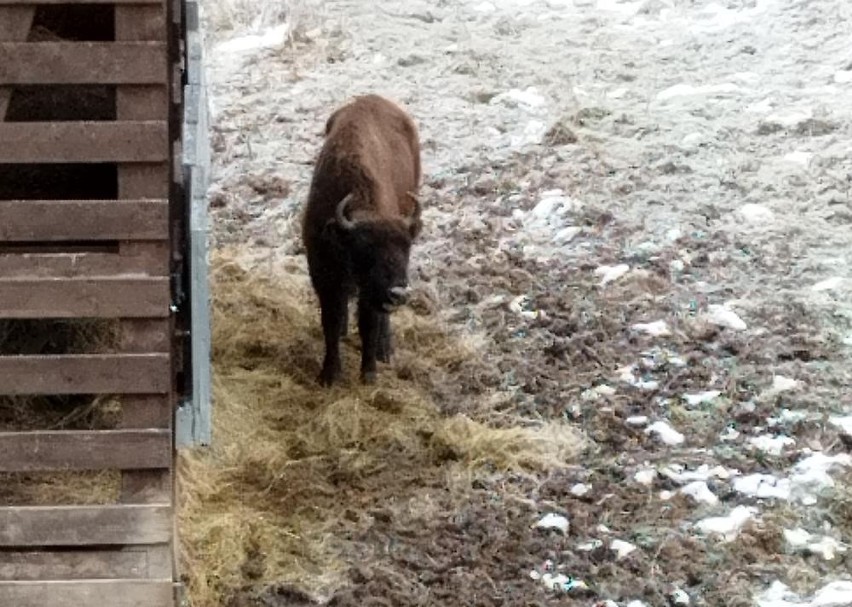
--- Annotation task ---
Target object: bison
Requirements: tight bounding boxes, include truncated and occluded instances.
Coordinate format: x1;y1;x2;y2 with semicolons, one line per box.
302;94;423;386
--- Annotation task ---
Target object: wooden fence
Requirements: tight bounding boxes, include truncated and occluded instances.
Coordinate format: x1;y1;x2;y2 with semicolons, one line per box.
0;0;197;603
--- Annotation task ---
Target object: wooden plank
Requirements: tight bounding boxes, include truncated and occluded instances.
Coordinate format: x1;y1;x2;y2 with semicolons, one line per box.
0;6;34;119
118;323;173;504
0;6;33;39
117;164;170;199
0;200;168;242
114;7;177;593
0;549;155;580
0;121;168;163
117;87;169;120
116;0;175;500
0;505;171;547
0;353;170;395
0;246;170;278
122;320;171;355
0;277;170;318
0;43;167;85
0;429;171;472
0;580;173;607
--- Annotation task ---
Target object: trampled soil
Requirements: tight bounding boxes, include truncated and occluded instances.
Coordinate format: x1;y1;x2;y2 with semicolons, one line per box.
187;0;852;605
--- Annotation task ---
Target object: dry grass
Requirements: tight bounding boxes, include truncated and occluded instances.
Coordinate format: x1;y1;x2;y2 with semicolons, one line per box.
178;247;585;605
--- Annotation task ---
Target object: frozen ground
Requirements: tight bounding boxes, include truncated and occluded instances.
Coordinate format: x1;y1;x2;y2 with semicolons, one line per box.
197;0;852;604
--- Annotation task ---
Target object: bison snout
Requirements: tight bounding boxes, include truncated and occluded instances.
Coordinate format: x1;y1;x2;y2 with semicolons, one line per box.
388;286;411;307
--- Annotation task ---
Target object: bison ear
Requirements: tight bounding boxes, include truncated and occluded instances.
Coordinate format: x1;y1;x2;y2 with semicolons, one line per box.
405;192;422;239
406;216;423;240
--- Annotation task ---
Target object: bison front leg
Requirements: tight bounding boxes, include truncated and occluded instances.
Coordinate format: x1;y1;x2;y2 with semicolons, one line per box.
357;297;381;384
318;290;347;386
376;312;393;363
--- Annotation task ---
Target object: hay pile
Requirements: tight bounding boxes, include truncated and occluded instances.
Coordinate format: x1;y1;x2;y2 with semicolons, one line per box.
178;248;585;605
0;318;122;506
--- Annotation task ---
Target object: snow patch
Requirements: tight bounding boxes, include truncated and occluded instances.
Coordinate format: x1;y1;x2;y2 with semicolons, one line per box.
656;82;742;101
767;409;807;427
610;539;637;559
765;108;812;127
748;434;796;456
626;415;649;427
671;588;691;605
660;464;736;484
582;384;617;400
509;295;538;320
734;452;852;503
812;277;844;292
769;375;800;393
595;264;631;286
737;203;775;224
539;572;589;593
790;451;852;499
681;480;718;505
734;473;791;500
632;320;671;337
783;150;813;167
834;70;852;84
634;467;657;486
473;1;497;13
577;539;604;551
215;23;289;54
571;483;591;497
720;425;741;441
683;390;721;406
691;0;769;33
705;304;747;331
534;513;570;534
694;505;758;541
618;364;660;390
645;421;685;445
783;528;847;561
829;415;852;436
755;580;852;607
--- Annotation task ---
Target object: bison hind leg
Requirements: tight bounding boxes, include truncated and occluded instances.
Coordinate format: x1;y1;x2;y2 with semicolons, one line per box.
377;313;393;363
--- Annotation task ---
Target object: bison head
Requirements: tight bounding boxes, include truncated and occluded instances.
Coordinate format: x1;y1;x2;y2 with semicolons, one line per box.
327;192;422;312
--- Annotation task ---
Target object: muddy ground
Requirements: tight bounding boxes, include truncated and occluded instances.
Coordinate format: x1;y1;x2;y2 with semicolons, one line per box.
190;0;852;604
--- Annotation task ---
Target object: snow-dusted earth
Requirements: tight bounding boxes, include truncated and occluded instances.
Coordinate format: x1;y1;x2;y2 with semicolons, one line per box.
199;0;852;604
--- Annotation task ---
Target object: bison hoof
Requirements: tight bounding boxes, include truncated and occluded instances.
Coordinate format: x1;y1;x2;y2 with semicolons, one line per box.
360;370;377;385
377;346;392;364
317;366;341;387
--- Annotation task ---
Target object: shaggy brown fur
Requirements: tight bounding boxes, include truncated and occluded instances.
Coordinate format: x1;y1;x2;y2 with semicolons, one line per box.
302;94;423;386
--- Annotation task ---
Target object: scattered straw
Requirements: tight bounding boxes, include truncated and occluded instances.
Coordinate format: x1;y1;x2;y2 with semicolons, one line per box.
179;248;584;605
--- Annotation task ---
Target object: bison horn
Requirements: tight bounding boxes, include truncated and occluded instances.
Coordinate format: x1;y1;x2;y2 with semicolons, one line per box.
335;193;357;230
